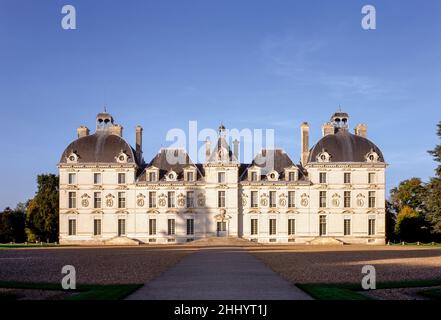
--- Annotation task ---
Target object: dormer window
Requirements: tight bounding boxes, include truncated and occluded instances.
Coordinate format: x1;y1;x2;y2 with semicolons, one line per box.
148;172;157;182
365;150;379;163
116;151;129;163
317;150;331;163
267;171;279;181
248;167;260;182
185;171;195;182
285;167;299;182
146;166;159;182
166;171;177;182
67;152;79;164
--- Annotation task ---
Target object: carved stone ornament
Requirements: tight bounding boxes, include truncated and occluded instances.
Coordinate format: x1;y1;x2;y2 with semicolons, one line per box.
137;194;145;207
300;193;309;207
197;193;205;207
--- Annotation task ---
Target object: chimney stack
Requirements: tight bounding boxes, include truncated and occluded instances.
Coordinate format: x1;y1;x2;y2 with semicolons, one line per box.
205;138;211;162
136;125;143;159
109;124;123;137
233;139;239;161
354;124;367;138
322;122;335;137
77;126;90;138
300;122;310;166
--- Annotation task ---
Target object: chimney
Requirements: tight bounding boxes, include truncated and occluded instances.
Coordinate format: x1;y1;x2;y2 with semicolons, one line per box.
77;126;89;138
233;139;239;161
300;122;310;166
355;124;367;138
322;122;335;137
109;124;123;137
136;126;143;157
205;138;211;161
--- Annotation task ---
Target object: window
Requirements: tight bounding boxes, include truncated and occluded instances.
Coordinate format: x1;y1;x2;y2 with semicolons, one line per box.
149;192;156;208
288;219;295;235
368;218;376;235
368;172;375;184
118;219;126;236
148;172;157;182
218;172;226;183
94;219;101;236
251;219;258;235
68;192;76;209
94;173;102;185
218;191;225;208
168;192;175;208
368;191;376;208
269;191;276;208
344;191;351;208
250;171;258;182
288;172;296;182
319;191;327;208
319;172;327;184
186;191;194;208
344;173;351;184
288;191;295;208
269;219;277;235
68;219;76;236
94;192;102;209
251;191;258;208
149;219;156;235
68;173;76;185
344;219;351;235
168;219;176;235
319;215;327;236
118;173;126;184
186;171;194;182
118;192;126;208
187;219;194;235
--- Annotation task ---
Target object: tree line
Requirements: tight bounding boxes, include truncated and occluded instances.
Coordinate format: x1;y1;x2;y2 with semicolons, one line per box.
0;121;440;243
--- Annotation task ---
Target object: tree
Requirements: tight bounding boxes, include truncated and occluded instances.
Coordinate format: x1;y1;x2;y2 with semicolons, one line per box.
0;205;26;243
25;174;59;242
390;178;426;213
394;206;429;242
428;121;441;176
426;121;441;237
385;200;396;242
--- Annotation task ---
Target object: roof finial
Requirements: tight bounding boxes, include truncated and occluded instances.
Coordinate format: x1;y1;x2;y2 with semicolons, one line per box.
104;105;107;113
338;104;342;112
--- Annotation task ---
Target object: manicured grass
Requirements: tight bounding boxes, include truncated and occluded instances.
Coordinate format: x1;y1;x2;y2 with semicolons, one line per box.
0;281;142;300
297;279;441;300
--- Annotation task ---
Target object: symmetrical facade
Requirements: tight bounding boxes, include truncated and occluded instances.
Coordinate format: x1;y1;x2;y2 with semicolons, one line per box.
59;111;386;245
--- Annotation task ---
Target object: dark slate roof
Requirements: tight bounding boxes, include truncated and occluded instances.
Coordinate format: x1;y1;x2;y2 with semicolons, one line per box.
308;129;385;163
60;132;139;165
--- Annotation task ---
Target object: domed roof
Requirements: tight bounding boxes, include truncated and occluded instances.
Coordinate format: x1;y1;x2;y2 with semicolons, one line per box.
308;130;384;163
60;132;138;164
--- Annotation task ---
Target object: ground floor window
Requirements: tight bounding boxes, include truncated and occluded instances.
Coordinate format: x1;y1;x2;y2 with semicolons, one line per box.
269;219;277;235
68;219;76;236
118;219;126;236
251;219;258;235
368;218;376;235
319;215;326;236
168;219;176;235
217;221;227;232
94;219;101;236
344;219;351;236
149;219;156;235
288;219;295;235
187;219;194;235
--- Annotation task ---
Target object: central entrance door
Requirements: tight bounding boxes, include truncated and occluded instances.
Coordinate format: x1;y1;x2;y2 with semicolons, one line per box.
216;221;227;237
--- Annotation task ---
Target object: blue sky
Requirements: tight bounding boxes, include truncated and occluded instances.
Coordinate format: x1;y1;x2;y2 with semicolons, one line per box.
0;0;440;209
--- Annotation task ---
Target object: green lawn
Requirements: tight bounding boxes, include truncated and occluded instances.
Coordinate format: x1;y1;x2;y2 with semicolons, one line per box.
0;244;64;249
297;279;441;300
0;281;142;300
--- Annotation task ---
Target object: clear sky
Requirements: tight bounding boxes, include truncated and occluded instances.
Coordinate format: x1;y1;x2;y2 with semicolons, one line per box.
0;0;440;209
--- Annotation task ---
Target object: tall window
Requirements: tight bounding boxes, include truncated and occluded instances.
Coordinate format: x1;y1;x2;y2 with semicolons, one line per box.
118;173;126;184
149;219;156;235
269;219;277;235
94;173;102;185
149;192;156;208
218;172;226;183
288;219;295;235
319;191;327;208
168;219;176;235
344;219;351;235
68;219;76;236
186;171;194;182
187;219;194;235
118;219;126;236
251;219;258;235
368;172;375;184
168;192;175;208
368;191;376;208
288;191;295;208
344;191;351;208
94;192;102;209
368;218;376;235
344;172;351;184
148;172;157;182
118;192;126;208
251;191;258;208
68;192;76;209
68;173;76;185
319;215;327;236
250;171;258;182
288;172;296;182
269;191;276;208
186;191;194;208
94;219;101;236
319;172;327;184
218;191;226;208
